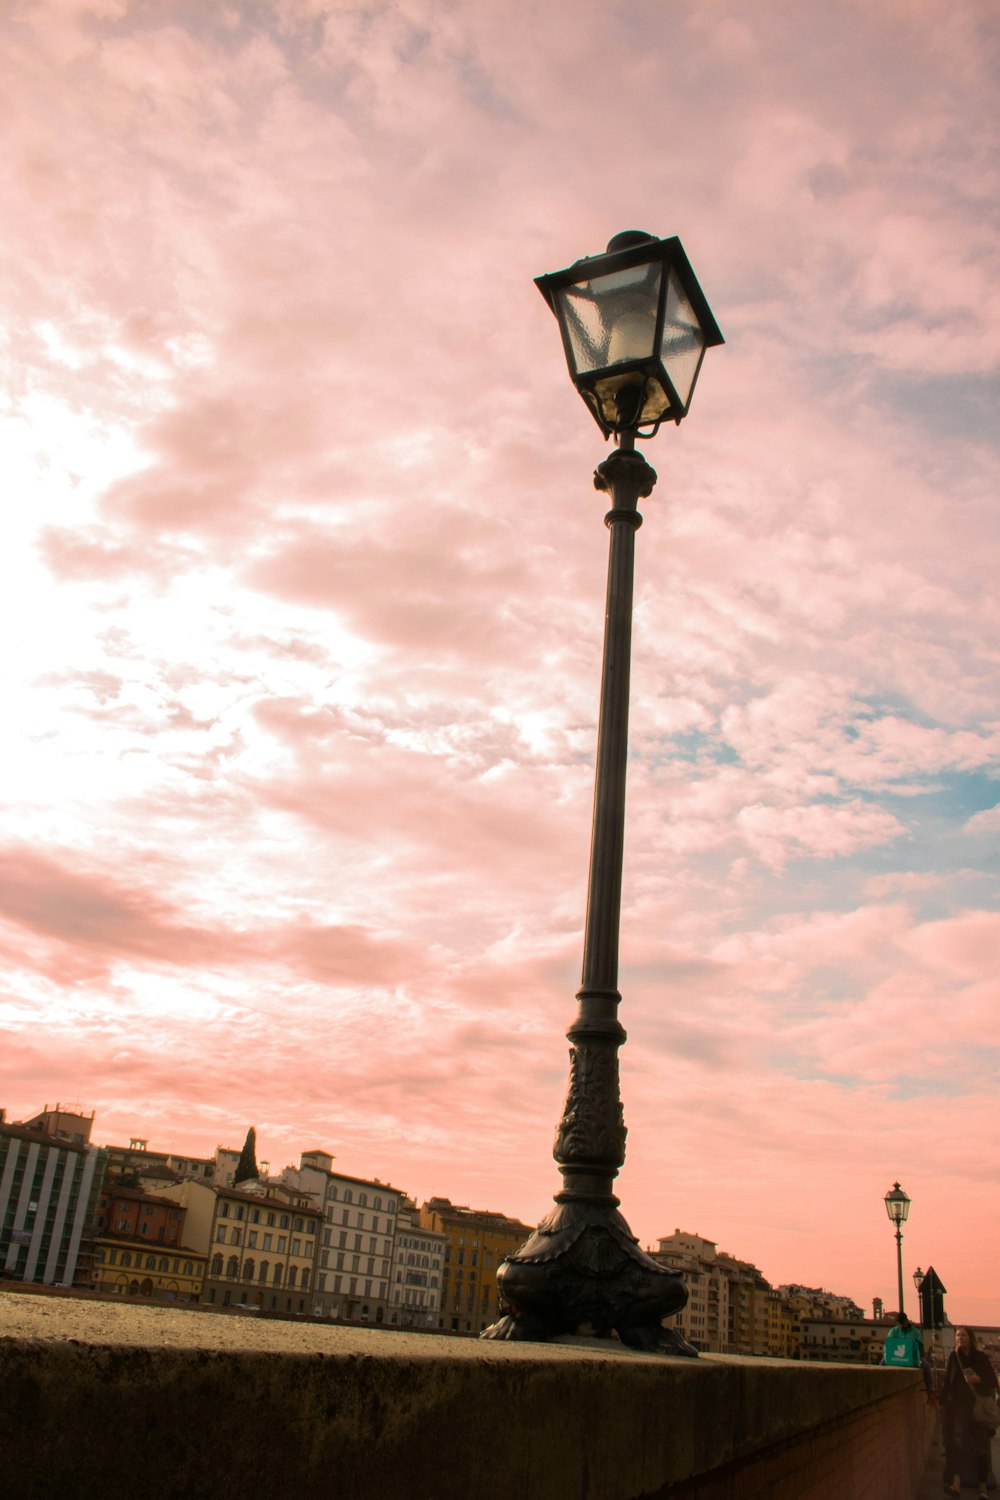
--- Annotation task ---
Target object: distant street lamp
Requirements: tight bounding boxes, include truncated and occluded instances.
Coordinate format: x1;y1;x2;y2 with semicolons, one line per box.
884;1181;911;1316
482;232;723;1353
913;1266;925;1331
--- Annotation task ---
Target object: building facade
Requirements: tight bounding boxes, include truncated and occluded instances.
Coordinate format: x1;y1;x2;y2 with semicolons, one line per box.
388;1202;446;1328
650;1232;732;1353
91;1183;205;1301
285;1151;404;1323
419;1197;533;1334
1;1118;106;1287
154;1177;321;1313
651;1234;876;1359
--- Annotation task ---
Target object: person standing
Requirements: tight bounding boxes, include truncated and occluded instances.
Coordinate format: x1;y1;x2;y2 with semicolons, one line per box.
940;1326;998;1498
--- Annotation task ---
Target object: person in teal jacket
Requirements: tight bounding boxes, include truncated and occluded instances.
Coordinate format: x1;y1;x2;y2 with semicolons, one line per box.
882;1313;933;1394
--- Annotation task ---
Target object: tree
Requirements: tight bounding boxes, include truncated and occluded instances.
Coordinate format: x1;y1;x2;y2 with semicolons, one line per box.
234;1126;259;1185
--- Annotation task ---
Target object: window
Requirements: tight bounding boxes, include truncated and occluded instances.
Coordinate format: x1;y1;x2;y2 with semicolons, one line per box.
279;1215;289;1230
344;1190;352;1204
277;1237;286;1253
159;1258;169;1272
117;1218;129;1231
248;1231;258;1249
211;1254;222;1276
291;1239;301;1256
184;1262;194;1277
227;1256;239;1279
217;1226;227;1243
288;1266;297;1288
374;1197;383;1211
259;1261;269;1283
220;1203;230;1218
235;1205;245;1221
359;1194;367;1208
293;1217;303;1232
272;1264;283;1286
266;1213;275;1227
145;1255;157;1270
251;1209;260;1224
243;1260;255;1282
263;1234;272;1251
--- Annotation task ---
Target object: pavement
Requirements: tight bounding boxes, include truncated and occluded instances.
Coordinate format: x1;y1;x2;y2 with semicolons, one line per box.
914;1406;998;1499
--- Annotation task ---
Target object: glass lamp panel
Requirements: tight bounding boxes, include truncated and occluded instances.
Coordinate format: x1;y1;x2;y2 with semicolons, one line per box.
557;263;662;375
885;1184;910;1223
660;266;706;410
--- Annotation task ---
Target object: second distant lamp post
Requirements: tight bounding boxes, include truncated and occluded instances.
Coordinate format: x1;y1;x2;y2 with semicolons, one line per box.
884;1180;911;1317
482;232;722;1351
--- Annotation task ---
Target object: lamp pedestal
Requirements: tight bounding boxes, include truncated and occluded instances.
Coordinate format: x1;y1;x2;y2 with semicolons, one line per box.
482;442;693;1355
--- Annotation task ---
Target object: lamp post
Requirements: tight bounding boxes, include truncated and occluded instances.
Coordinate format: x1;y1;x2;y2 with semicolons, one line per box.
884;1181;911;1317
482;232;723;1353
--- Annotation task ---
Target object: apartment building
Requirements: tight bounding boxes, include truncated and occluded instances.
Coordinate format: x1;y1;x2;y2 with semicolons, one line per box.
154;1177;321;1313
420;1197;533;1334
284;1150;405;1323
1;1112;106;1287
92;1185;205;1300
389;1201;446;1328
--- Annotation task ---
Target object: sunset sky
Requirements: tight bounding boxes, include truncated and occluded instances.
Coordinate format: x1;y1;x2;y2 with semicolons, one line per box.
2;0;998;1326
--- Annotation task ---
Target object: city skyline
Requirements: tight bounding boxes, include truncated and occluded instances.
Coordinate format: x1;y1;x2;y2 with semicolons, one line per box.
2;0;998;1326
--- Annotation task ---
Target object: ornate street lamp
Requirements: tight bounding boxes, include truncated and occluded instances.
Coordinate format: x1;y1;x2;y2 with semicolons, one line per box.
913;1266;925;1332
482;233;722;1353
884;1181;911;1317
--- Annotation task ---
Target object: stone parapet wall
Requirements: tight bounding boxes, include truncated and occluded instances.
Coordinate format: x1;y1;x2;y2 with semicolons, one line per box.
0;1291;928;1500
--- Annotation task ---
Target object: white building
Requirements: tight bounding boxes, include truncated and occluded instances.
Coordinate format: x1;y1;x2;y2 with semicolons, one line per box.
281;1150;404;1323
1;1114;105;1287
389;1202;446;1328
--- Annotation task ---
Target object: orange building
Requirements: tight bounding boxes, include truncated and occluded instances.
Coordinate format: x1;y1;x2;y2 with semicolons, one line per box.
92;1184;205;1301
419;1197;533;1334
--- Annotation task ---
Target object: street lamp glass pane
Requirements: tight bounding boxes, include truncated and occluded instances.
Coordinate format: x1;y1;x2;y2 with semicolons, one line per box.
556;264;663;374
884;1184;910;1223
659;266;706;409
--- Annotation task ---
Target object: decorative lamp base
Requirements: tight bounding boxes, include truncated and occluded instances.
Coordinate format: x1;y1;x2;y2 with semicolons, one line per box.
481;1198;696;1355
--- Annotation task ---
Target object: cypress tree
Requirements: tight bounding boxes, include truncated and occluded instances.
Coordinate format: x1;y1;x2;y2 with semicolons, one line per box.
234;1125;259;1185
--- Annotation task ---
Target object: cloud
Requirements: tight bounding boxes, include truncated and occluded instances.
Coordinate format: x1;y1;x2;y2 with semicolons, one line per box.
964;803;1000;836
1;0;998;1324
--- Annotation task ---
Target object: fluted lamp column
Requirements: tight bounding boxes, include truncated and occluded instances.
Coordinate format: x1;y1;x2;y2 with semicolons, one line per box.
884;1181;911;1318
482;232;723;1352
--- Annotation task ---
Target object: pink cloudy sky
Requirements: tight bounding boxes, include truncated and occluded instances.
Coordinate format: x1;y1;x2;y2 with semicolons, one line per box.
2;0;998;1325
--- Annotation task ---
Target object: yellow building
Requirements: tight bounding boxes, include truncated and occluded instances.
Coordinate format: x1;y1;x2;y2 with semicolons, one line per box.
206;1183;321;1314
419;1197;533;1335
154;1177;321;1314
93;1239;206;1301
